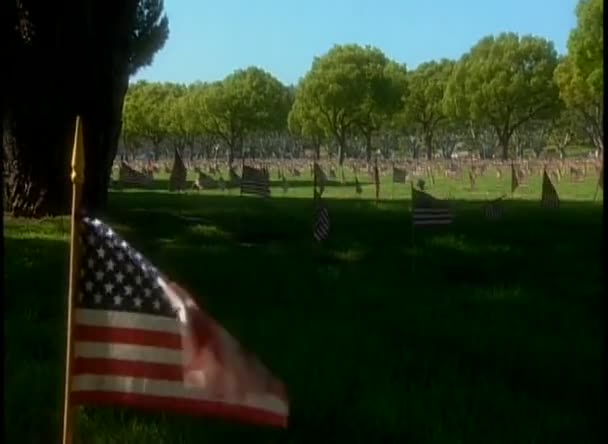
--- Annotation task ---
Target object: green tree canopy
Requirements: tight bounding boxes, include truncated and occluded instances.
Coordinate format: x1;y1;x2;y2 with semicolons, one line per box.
398;59;454;159
292;44;407;164
193;67;291;163
554;0;603;152
443;33;560;160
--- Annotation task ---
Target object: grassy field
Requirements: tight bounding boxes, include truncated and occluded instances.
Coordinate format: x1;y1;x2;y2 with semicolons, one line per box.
4;174;604;443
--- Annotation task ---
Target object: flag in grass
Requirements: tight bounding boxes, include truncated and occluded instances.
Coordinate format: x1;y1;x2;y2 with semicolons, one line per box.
468;169;476;191
72;216;288;427
241;165;271;197
313;191;330;242
484;195;505;220
392;166;407;183
411;185;453;226
355;176;362;196
314;162;327;197
374;161;380;201
541;169;560;209
118;162;153;188
194;171;218;190
229;166;241;188
511;163;519;193
169;149;188;191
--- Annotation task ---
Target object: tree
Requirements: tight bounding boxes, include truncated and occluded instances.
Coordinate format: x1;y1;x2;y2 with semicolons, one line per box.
288;96;326;159
123;81;183;160
4;0;169;216
352;60;408;162
292;44;406;165
193;67;291;164
399;59;454;160
554;0;603;154
443;33;560;160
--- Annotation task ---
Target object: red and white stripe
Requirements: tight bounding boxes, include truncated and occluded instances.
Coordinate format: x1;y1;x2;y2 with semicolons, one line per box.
71;308;288;427
412;208;453;226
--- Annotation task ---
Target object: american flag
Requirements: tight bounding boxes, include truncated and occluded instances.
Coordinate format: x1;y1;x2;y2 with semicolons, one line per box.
541;169;560;209
71;217;288;427
511;163;519;193
468;169;476;190
411;186;453;226
484;195;505;220
314;162;327;197
392;167;407;183
229;166;241;188
194;171;218;190
169;149;188;191
312;192;330;241
355;176;362;195
240;165;271;197
119;162;153;188
373;162;380;201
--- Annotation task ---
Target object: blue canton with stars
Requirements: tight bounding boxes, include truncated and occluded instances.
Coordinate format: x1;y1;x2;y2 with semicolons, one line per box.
78;217;175;317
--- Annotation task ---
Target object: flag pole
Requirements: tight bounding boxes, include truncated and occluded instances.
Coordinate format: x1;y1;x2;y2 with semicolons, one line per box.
62;115;85;444
410;182;416;276
593;167;601;201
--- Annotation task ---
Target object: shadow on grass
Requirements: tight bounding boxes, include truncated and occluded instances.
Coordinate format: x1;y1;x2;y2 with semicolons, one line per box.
4;192;603;443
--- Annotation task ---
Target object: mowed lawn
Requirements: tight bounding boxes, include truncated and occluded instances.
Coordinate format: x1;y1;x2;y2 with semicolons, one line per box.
4;176;603;444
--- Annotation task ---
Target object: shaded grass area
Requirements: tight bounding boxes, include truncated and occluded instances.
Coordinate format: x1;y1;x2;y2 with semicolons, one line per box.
4;190;603;443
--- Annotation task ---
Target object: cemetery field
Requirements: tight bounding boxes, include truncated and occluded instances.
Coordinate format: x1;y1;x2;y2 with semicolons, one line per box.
114;167;605;202
4;185;603;444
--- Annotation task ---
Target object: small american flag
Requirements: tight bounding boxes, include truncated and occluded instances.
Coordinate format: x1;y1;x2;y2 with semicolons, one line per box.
484;195;505;220
314;162;327;197
194;171;218;190
411;186;453;226
71;217;288;427
511;163;519;193
119;162;153;188
312;192;330;242
541;169;560;209
374;162;380;201
240;165;271;198
392;167;407;183
229;166;241;188
169;149;188;191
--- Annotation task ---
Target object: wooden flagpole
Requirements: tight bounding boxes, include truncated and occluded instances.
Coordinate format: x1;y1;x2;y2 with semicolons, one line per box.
593;167;602;201
62;115;85;444
410;182;417;276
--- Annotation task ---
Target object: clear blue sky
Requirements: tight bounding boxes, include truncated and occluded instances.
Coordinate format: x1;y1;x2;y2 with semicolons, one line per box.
133;0;579;86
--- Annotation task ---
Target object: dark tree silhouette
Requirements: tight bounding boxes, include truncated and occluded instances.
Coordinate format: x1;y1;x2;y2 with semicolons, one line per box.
3;0;169;216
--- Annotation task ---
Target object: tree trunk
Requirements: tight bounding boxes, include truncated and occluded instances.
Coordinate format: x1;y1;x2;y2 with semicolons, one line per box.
3;105;72;216
424;131;434;160
364;131;373;163
499;133;510;160
4;0;137;217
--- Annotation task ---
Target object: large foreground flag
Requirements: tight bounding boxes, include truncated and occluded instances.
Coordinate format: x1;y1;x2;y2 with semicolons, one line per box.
71;216;288;427
411;186;453;226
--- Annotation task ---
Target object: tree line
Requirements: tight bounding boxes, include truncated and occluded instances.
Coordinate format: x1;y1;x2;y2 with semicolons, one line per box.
123;0;602;167
3;0;602;217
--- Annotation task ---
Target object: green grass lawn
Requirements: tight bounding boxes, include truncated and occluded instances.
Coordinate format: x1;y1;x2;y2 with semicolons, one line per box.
4;175;603;444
